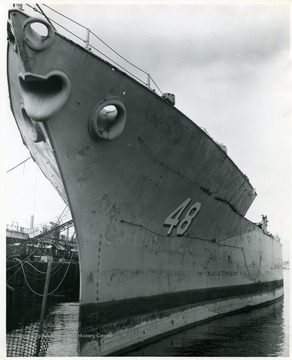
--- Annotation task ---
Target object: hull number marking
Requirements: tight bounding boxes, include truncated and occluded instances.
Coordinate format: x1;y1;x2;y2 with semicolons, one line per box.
164;198;201;236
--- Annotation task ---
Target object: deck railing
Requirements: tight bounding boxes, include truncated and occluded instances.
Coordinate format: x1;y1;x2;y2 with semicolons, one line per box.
19;3;163;94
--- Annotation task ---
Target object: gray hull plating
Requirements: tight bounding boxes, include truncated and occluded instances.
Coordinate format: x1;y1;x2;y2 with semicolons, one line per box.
7;9;283;355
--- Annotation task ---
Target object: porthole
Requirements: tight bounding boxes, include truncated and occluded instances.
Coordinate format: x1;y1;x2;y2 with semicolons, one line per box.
21;107;45;143
23;17;54;51
89;97;126;141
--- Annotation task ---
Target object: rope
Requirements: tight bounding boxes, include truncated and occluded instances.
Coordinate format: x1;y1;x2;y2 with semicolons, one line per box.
7;226;73;278
8;249;70;282
22;259;66;276
14;254;74;297
21;246;72;276
7;214;74;276
7;255;50;281
18;263;65;281
7;261;22;271
7;239;57;280
18;267;48;281
22;246;39;260
6;157;32;173
7;263;22;282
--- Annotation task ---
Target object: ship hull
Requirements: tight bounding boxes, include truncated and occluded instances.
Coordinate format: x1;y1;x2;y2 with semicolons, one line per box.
7;10;283;356
80;285;283;355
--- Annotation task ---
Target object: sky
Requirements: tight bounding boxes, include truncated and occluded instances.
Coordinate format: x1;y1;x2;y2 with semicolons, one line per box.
1;2;291;260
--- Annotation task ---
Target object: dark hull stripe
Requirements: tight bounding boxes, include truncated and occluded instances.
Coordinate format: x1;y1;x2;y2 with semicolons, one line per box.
80;279;283;328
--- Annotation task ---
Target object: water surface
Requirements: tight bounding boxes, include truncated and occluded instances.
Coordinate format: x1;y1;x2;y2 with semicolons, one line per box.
8;270;289;356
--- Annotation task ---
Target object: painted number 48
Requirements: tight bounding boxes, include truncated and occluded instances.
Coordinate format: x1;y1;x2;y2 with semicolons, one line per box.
164;198;201;236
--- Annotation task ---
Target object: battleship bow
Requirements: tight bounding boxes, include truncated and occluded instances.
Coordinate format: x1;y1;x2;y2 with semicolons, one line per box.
7;6;283;356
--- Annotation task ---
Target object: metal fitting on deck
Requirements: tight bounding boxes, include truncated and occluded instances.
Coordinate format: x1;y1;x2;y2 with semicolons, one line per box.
162;93;175;106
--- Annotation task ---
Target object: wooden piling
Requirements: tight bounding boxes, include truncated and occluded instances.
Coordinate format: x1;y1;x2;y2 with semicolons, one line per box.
35;260;52;356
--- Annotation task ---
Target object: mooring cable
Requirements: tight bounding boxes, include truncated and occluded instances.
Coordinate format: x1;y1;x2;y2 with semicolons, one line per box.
13;253;74;297
22;260;67;278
